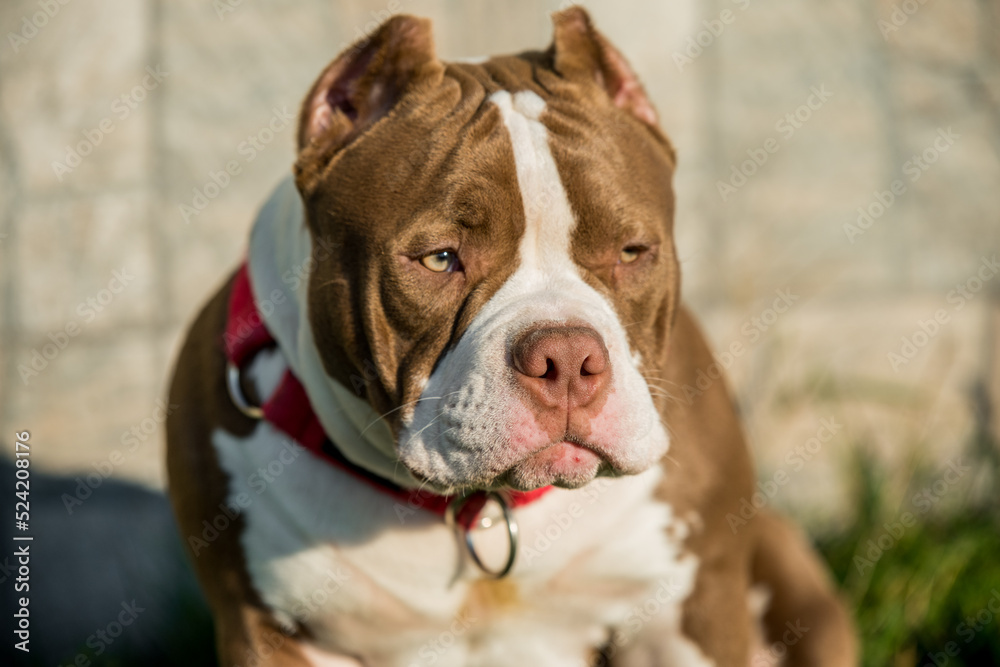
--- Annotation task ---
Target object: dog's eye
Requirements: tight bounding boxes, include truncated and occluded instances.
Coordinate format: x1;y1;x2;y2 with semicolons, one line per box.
420;250;461;273
620;246;644;264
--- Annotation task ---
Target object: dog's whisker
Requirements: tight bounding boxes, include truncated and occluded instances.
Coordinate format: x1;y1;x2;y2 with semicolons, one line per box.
427;427;456;450
362;396;444;434
401;411;447;450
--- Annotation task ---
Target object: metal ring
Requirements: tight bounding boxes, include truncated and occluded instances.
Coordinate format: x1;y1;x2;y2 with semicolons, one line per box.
226;361;264;420
446;492;519;579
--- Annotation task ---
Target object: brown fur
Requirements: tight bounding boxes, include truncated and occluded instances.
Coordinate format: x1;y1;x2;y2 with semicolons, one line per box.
167;8;856;666
167;274;318;665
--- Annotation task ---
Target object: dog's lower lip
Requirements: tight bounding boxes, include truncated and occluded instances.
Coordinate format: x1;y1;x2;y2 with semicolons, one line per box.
403;440;608;493
551;439;601;461
501;440;605;488
544;438;605;461
554;439;592;452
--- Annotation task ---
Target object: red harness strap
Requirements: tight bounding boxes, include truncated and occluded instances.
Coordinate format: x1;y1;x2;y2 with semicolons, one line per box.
223;264;552;522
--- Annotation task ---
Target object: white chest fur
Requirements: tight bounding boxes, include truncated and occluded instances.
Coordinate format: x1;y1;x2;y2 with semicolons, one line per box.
211;422;708;667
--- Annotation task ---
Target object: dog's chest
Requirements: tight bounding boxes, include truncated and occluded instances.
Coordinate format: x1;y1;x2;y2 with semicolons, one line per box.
212;423;698;667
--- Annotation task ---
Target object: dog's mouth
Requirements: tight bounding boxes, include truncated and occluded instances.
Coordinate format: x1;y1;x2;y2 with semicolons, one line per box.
402;436;621;495
498;440;610;491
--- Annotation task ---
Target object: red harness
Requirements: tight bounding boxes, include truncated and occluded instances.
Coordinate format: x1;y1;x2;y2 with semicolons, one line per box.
223;264;552;523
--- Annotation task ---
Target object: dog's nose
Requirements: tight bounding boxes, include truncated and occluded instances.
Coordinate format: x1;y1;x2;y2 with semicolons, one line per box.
511;325;611;409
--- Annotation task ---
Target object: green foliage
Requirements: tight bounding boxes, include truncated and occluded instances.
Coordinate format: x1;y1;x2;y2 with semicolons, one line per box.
816;447;1000;667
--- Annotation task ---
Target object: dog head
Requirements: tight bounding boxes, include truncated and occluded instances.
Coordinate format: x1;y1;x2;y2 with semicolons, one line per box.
294;8;679;493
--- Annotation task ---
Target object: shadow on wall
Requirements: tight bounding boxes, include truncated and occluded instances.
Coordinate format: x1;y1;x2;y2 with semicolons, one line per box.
0;457;216;667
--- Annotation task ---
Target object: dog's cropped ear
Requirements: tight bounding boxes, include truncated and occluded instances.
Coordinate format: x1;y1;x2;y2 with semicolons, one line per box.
296;15;441;160
549;7;658;127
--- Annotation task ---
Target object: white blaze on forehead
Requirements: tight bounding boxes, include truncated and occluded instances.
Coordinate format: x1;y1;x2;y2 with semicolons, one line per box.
490;89;577;283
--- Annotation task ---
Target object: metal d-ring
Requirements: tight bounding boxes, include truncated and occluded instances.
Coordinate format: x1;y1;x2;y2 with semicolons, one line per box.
226;361;264;420
446;492;519;579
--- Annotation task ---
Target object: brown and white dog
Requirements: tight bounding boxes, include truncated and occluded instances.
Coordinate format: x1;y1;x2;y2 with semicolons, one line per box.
167;8;856;666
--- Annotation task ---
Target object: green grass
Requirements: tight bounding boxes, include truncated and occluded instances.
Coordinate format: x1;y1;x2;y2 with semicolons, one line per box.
815;439;1000;667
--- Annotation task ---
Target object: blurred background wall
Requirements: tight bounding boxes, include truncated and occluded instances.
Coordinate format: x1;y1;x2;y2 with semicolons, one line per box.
1;0;998;554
